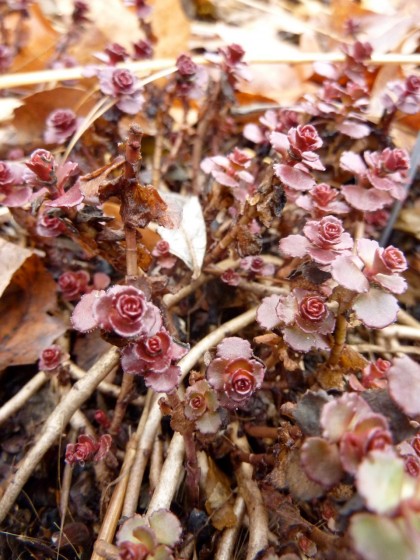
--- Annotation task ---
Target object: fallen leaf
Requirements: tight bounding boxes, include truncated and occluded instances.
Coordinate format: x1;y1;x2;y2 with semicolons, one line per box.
157;195;206;279
204;457;237;530
0;247;66;369
12;87;98;146
0;239;33;298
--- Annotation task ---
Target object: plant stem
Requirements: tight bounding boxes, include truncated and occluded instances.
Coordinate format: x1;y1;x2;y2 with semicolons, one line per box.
328;313;348;366
2;54;419;89
230;422;269;560
91;433;139;560
145;307;258;517
108;373;135;437
166;391;200;506
124;225;138;282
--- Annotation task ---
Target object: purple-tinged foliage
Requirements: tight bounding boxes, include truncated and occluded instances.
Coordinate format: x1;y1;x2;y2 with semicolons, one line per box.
279;215;353;265
295;183;350;217
220;268;240;286
349;358;390;391
388;356;420;417
65;434;112;466
71;285;162;337
184;379;221;434
121;328;188;392
240;256;275;277
382;74;420;115
44;108;78;144
98;67;145;114
36;211;67;237
257;289;335;352
0;161;32;207
340;148;409;211
201;147;254;190
243;108;299;145
206;337;265;408
39;344;68;371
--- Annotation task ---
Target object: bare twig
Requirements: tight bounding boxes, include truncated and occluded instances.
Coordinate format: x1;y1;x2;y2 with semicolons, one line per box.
149;427;163;492
121;391;160;518
215;495;246;560
91;433;140;560
230;422;268;560
0;347;120;525
146;307;258;517
68;362;145;406
0;371;48;427
1;53;419;89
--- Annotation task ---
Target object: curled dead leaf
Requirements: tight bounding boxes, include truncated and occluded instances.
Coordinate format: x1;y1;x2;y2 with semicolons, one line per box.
0;243;66;369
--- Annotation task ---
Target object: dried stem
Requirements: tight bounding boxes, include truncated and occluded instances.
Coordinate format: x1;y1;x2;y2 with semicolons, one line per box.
146;431;186;514
149;427;163;492
230;422;269;560
121;392;161;517
328;313;348;366
0;371;48;427
68;362;145;406
381;325;420;340
92;393;154;558
108;374;135;437
204;205;257;265
91;434;139;560
146;307;258;517
94;541;120;560
0;348;120;525
215;495;246;560
1;53;419;89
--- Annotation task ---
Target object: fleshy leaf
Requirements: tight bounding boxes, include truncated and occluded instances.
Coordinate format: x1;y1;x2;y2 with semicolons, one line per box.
279;234;310;258
321;393;372;443
300;437;343;488
337;120;370;139
71;291;102;332
283;327;330;352
388;356;420;417
340;151;366;175
356;450;415;514
149;509;182;546
353;289;399;328
331;255;369;293
45;181;84;208
216;337;252;360
342;184;393;211
116;514;148;545
273;164;315;191
350;514;419;560
256;295;282;330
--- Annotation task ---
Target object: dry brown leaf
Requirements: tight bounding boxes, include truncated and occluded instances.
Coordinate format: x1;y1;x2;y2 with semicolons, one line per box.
10;4;59;74
0;239;33;298
0;250;66;369
204;457;237;530
12;87;98;146
339;345;369;371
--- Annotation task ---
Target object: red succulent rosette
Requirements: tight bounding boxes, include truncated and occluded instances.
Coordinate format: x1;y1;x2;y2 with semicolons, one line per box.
121;328;188;392
71;285;163;338
39;344;68;371
45;109;78;144
58;270;90;301
206;337;265;409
